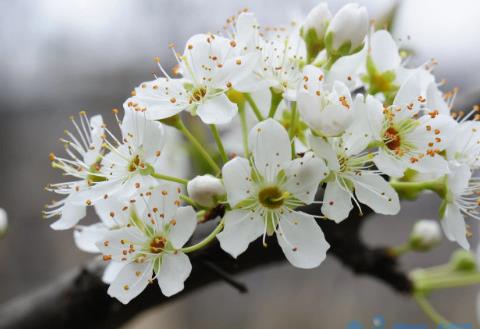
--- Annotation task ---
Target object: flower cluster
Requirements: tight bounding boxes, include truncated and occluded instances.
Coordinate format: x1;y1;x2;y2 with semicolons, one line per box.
45;3;480;305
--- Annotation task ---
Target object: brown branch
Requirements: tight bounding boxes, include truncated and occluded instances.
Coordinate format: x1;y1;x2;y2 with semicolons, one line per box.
0;202;412;329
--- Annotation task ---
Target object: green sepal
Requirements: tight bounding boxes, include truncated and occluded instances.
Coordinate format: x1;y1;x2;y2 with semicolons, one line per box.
302;27;325;64
139;163;155;176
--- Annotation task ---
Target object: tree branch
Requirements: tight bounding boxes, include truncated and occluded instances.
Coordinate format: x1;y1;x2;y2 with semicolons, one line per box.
0;202;412;329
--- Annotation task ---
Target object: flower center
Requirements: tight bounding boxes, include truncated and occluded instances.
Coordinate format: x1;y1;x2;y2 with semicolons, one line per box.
190;87;207;103
338;155;348;172
258;186;286;209
150;236;167;254
128;154;144;172
383;127;401;152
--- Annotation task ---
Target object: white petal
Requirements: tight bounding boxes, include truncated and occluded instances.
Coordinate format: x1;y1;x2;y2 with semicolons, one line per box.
217;209;264;258
156;252;192;297
327;42;367;89
196;94;237;125
308;134;340;171
373;149;407;178
302;65;326;90
426;81;450;116
393;69;426;118
282;152;328;204
129;78;188;120
108;261;153;304
370;30;400;73
321;181;353;223
222;157;253;207
94;197;131;227
169;206;197;249
71;179;124;206
343;94;383;156
235;12;260;51
410;154;450;177
214;52;261;92
182;34;229;81
122;108;165;161
103;262;125;284
447;163;471;196
140;184;181;231
412;114;457;152
277;211;330;269
249;119;291;182
352;173;400;215
96;226;147;262
84;114;104;165
74;223;109;253
441;204;469;250
50;195;86;230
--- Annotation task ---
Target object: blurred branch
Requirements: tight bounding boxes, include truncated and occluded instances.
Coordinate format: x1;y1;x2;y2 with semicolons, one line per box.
0;200;412;329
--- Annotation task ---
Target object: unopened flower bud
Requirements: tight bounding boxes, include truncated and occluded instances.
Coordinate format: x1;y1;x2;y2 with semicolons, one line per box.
187;175;226;208
409;220;441;251
0;208;7;239
302;3;332;61
451;249;477;272
325;3;368;56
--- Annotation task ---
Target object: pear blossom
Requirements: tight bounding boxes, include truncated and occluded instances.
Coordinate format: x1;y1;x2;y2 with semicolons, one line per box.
233;12;306;101
309;131;400;223
187;174;225;208
297;65;354;136
128;33;260;125
410;219;442;251
0;208;7;238
325;3;368;56
75;107;167;206
74;125;189;283
344;70;456;178
361;30;402;99
96;184;197;303
44;113;105;230
440;163;480;250
217;119;330;269
363;30;435;95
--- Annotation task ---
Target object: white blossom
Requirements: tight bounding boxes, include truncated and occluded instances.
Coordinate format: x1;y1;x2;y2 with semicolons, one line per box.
297;65;353;136
75;107;167;206
344;70;456;178
233;12;306;101
44;113;105;230
96;184;196;303
128;33;260;125
217;119;330;269
309;128;400;223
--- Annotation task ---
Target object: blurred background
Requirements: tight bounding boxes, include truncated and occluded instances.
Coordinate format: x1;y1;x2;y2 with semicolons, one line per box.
0;0;479;328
